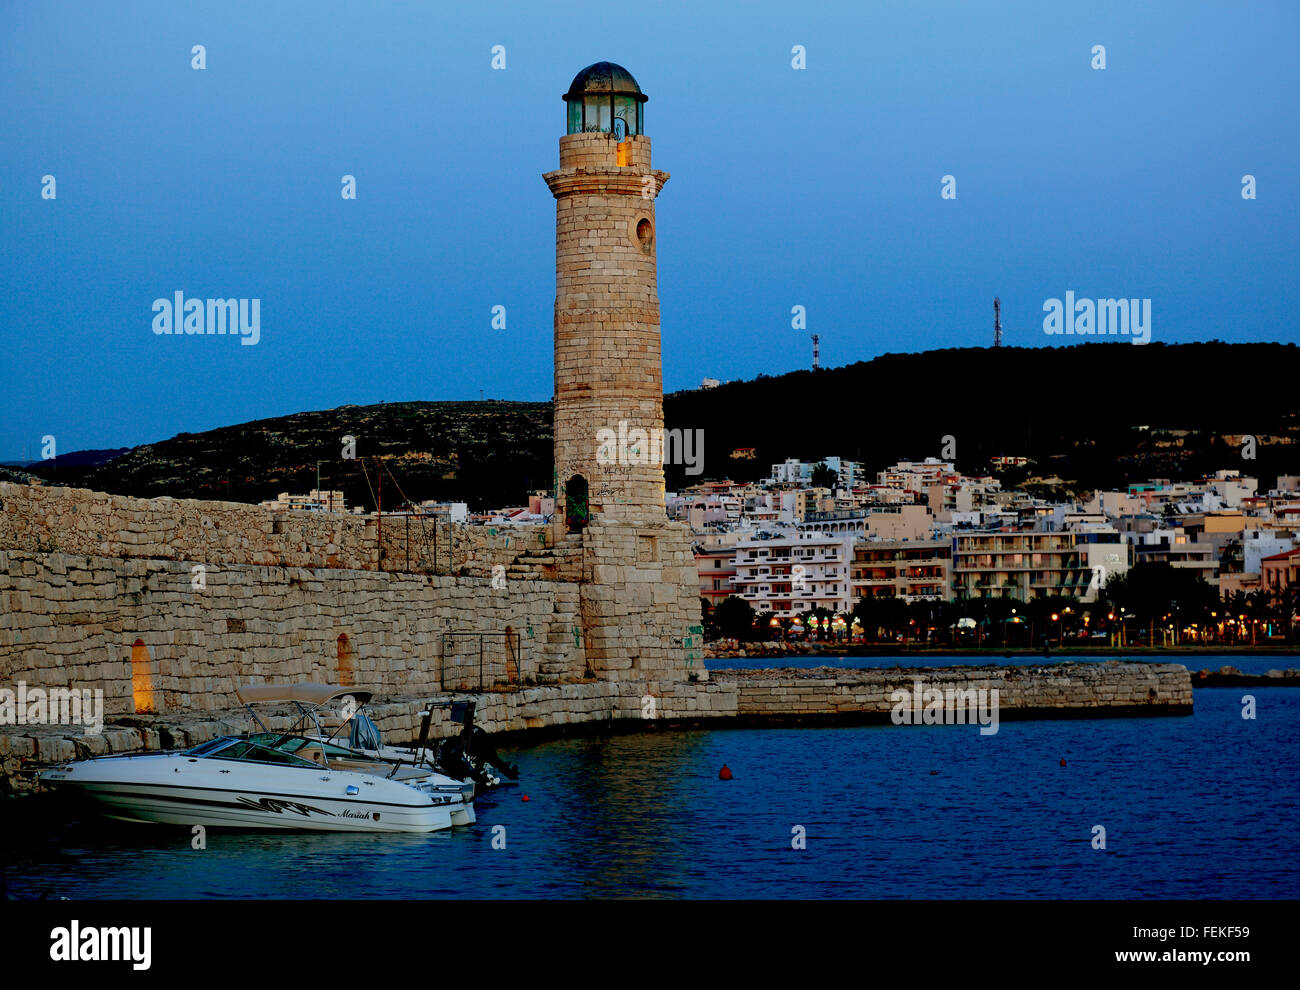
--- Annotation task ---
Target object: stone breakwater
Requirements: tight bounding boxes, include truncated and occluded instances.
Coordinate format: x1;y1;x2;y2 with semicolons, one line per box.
1;662;1192;794
719;662;1193;724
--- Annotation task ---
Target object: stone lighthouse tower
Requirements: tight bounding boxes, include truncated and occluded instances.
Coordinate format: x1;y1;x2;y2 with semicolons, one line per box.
544;62;702;685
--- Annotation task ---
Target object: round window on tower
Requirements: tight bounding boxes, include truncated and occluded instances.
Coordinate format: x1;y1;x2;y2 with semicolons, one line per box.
635;217;653;251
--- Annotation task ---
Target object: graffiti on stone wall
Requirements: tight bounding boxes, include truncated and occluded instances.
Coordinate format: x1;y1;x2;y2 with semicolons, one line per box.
683;624;703;668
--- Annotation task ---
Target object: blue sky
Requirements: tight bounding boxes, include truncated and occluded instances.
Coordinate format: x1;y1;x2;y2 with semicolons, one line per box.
2;0;1297;460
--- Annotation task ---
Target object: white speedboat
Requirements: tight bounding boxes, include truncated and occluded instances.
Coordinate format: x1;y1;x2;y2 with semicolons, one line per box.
41;684;475;833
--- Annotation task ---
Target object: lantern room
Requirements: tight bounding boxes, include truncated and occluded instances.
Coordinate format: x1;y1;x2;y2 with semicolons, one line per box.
563;61;647;138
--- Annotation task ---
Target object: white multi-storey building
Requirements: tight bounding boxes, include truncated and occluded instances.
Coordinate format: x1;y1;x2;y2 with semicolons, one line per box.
729;532;854;616
878;458;955;494
767;456;864;490
260;490;346;513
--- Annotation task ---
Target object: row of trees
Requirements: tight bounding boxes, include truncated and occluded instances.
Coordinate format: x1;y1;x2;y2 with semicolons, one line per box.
701;562;1300;646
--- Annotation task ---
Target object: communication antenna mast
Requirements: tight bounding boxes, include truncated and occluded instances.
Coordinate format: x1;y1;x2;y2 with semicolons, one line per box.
811;334;820;371
993;297;1002;348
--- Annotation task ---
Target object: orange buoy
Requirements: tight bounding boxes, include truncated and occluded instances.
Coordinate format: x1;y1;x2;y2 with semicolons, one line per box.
522;794;530;802
1059;759;1067;767
718;765;733;780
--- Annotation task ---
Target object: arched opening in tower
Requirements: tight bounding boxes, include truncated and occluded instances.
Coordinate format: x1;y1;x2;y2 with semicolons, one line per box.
130;639;157;713
565;475;590;533
337;633;355;687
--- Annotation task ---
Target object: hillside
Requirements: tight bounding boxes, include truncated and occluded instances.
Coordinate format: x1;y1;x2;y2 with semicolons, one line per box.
31;402;553;511
22;342;1300;509
661;341;1300;493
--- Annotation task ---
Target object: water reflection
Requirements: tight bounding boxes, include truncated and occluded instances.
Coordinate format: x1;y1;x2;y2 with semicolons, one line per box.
2;690;1297;899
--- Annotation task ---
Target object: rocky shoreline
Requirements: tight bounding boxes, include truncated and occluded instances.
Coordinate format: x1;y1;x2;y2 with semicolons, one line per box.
1191;666;1300;687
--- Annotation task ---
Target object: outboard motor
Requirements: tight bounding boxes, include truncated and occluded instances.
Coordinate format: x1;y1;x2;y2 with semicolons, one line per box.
468;726;519;781
434;700;518;786
450;700;475;750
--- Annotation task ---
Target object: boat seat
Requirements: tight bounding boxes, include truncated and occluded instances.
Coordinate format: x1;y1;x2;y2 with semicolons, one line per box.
297;744;326;764
324;757;424;782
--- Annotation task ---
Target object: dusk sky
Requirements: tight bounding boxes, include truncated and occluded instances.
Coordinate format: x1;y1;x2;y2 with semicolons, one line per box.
2;0;1297;460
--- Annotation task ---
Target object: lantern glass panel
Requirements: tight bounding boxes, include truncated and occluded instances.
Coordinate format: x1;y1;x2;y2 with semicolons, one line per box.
614;95;637;135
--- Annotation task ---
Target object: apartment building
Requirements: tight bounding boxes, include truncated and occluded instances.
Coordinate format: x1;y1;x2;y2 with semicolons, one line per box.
768;456;865;490
741;489;800;526
414;500;470;523
1128;527;1219;585
878;458;955;494
851;539;952;601
695;531;743;608
1243;531;1298;575
1261;547;1300;595
1075;530;1130;599
729;533;854;615
924;476;1002;516
1202;470;1258;508
260;489;346;513
670;493;743;529
952;531;1092;600
801;503;934;541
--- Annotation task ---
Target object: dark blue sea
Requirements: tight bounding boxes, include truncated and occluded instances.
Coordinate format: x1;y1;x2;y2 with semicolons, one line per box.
3;655;1297;899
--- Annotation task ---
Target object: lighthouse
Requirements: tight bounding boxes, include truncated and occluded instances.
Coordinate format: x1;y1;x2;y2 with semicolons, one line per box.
543;62;701;685
545;61;669;527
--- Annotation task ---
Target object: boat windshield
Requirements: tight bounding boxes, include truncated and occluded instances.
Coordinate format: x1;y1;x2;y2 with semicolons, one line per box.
245;732;384;766
185;733;383;769
183;735;319;768
211;739;320;768
185;736;237;757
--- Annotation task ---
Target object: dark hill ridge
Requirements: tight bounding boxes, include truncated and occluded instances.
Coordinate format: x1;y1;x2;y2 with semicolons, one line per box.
2;447;130;470
662;341;1300;493
34;401;554;511
24;342;1300;509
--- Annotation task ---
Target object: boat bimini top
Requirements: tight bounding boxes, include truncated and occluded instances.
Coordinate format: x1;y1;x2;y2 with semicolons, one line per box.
233;682;382;752
234;683;374;707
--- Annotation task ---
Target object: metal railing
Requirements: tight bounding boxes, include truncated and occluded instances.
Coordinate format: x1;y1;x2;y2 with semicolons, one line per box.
438;631;526;691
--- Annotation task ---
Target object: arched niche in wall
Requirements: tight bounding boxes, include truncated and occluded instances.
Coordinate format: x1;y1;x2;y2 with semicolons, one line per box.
130;639;158;714
336;632;355;687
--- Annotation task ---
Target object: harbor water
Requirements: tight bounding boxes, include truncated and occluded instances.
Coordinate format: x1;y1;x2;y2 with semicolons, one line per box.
2;656;1296;899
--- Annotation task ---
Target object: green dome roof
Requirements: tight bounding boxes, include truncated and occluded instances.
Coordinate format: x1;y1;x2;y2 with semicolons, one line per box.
563;62;647;103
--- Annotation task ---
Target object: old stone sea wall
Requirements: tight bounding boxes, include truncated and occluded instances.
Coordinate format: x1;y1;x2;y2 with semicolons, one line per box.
0;482;601;722
0;481;551;577
0;548;586;714
0;481;1193;793
0;481;702;708
0;477;703;699
1;663;1192;792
